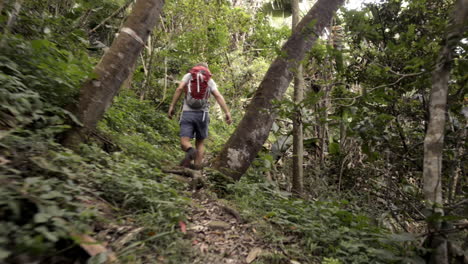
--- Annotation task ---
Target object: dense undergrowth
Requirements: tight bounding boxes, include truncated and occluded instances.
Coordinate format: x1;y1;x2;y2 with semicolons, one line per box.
221;174;424;264
0;35;192;263
0;34;433;264
0;35;421;262
2;0;466;262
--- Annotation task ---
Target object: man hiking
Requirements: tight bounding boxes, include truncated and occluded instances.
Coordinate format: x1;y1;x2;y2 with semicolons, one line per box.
168;63;232;169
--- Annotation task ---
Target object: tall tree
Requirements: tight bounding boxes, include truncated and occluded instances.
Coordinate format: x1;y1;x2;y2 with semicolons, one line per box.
1;0;23;39
423;0;468;263
214;0;345;180
291;0;304;195
63;0;164;147
0;0;6;20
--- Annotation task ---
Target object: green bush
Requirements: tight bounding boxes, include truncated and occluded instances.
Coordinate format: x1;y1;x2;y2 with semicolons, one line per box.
0;36;93;107
77;144;192;262
0;102;94;261
226;174;423;263
0;39;190;261
99;91;180;165
0;173;94;261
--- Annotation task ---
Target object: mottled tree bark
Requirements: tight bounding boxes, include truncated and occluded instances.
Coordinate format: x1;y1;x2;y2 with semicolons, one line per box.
0;0;21;48
0;0;5;17
423;0;467;263
291;0;304;195
3;0;22;33
214;0;344;180
63;0;164;147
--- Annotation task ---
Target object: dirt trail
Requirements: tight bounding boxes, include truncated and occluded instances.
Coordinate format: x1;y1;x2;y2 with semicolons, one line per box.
184;181;271;264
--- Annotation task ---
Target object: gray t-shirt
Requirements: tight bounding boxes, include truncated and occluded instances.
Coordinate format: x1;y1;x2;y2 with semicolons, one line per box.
181;73;218;112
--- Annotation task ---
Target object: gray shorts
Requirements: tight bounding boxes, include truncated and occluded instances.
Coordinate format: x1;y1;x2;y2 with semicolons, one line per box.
180;111;209;140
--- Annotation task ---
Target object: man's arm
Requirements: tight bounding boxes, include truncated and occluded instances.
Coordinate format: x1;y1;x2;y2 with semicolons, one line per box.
212;90;232;125
168;81;185;119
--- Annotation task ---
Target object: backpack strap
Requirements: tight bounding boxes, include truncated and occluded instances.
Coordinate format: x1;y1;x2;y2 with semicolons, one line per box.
202;84;210;122
196;72;202;93
187;75;192;94
204;82;210;99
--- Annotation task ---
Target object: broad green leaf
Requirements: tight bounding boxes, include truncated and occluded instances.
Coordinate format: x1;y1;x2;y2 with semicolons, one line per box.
34;213;50;223
87;252;108;264
329;142;340;155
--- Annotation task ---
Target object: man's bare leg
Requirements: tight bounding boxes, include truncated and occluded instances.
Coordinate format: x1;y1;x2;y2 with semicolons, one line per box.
180;137;197;167
180;137;192;151
194;138;205;168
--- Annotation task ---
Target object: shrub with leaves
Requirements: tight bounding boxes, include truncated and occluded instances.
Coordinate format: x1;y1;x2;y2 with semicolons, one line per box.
0;36;93;107
99;91;180;165
226;174;423;263
0;172;94;261
0;93;94;262
1;88;191;263
77;144;192;262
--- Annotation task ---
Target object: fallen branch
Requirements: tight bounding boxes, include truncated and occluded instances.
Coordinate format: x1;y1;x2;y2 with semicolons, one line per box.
218;203;243;223
113;227;144;250
162;166;202;178
168;174;191;184
445;199;468;213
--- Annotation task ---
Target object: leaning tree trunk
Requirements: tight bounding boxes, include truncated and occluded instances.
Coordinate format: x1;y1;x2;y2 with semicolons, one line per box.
291;0;304;195
0;0;21;49
1;0;22;37
0;0;5;18
214;0;344;180
423;0;467;263
63;0;164;147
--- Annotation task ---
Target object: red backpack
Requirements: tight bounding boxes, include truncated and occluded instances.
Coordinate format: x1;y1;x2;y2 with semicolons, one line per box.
184;66;212;110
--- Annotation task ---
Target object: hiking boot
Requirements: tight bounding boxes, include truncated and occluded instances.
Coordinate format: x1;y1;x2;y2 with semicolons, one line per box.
180;148;197;168
193;162;209;171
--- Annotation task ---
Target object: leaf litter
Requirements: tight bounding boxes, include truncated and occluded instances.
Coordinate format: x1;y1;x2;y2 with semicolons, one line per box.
188;187;273;264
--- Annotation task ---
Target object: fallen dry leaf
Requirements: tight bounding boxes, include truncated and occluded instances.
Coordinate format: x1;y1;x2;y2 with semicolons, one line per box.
179;221;187;234
73;234;117;262
188;225;205;232
189;189;274;264
199;243;209;254
0;156;10;166
246;247;262;263
114;227;144;250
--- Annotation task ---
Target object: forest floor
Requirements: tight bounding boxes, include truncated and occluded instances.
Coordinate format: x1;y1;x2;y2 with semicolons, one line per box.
188;188;270;264
81;165;278;264
169;167;276;264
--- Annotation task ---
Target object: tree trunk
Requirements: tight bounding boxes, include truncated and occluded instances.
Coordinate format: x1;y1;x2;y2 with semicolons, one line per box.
63;0;164;147
423;0;467;263
291;0;304;195
140;35;155;100
320;79;330;167
214;0;344;180
3;0;22;33
121;62;137;90
0;0;6;18
0;0;21;48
